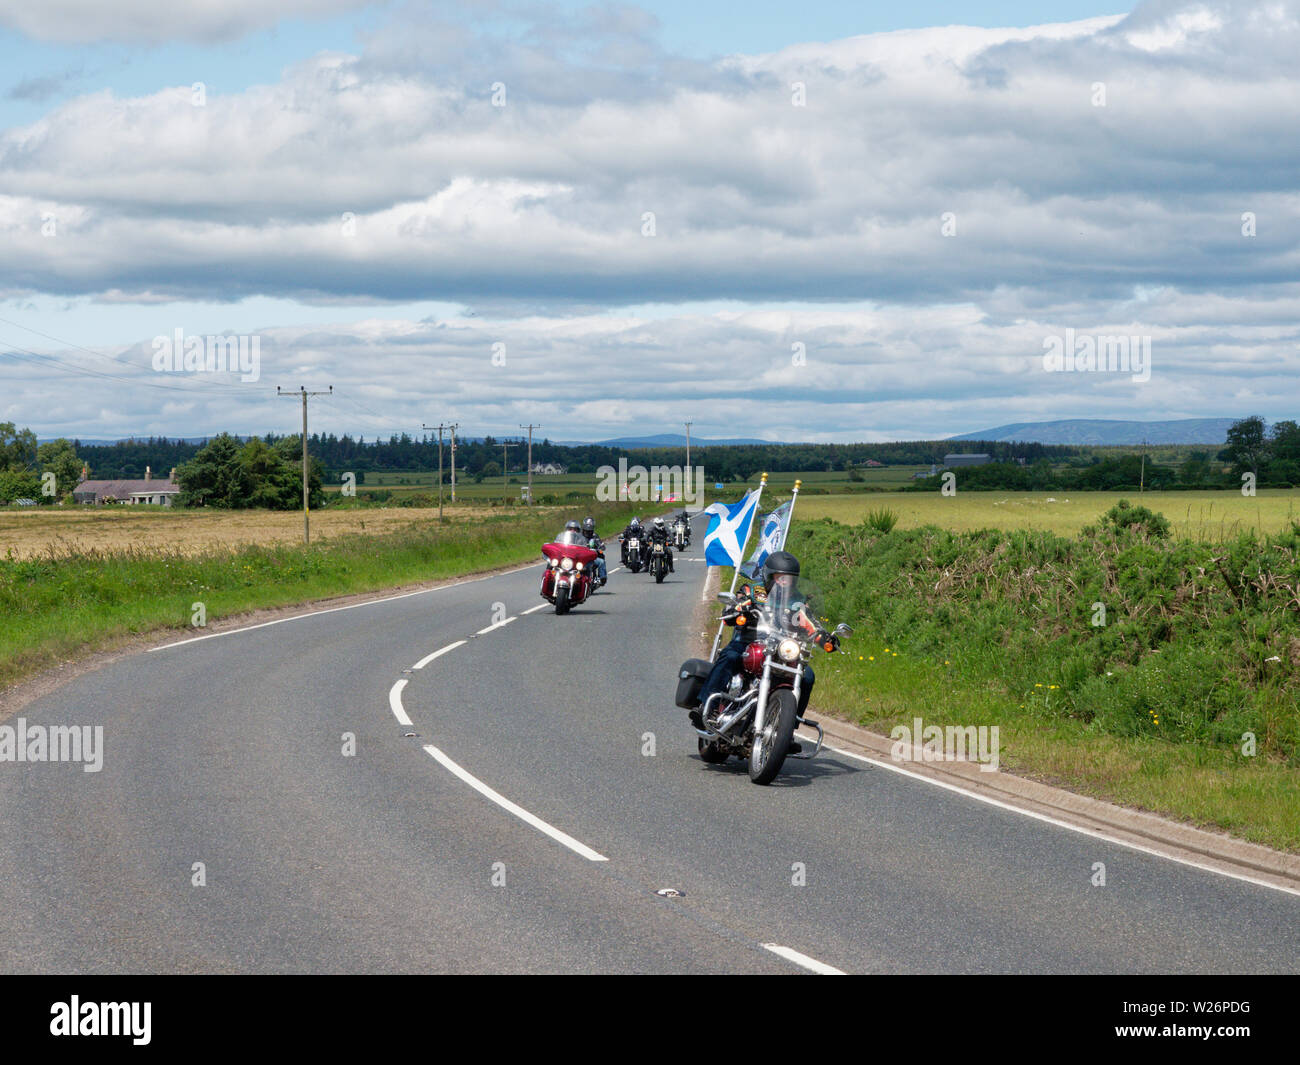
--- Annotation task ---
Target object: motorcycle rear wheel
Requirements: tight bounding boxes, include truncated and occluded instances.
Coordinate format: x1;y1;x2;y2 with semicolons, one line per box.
749;688;797;785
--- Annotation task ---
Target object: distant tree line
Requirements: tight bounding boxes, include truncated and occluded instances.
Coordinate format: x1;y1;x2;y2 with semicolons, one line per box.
76;432;1078;483
907;416;1300;492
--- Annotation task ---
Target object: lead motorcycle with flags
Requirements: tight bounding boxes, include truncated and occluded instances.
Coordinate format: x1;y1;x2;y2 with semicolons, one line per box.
676;589;851;784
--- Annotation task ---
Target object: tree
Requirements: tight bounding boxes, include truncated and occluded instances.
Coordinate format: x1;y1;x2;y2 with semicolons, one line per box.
176;434;249;507
1179;452;1211;485
0;469;40;504
1268;420;1300;484
36;439;81;499
1221;416;1269;478
0;422;37;471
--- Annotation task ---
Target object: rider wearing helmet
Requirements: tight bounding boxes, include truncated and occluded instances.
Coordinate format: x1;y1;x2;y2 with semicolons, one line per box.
619;515;644;566
556;519;587;547
582;516;607;586
647;515;675;573
689;550;835;748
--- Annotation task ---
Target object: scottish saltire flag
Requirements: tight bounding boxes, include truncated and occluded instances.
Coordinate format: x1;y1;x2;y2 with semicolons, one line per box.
739;501;792;578
701;489;762;567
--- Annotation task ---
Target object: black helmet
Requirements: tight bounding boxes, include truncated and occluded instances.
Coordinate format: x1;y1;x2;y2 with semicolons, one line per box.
582;517;595;536
762;550;800;590
631;516;641;527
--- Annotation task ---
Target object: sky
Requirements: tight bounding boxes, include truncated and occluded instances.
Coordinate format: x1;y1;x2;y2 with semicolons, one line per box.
1;0;1297;443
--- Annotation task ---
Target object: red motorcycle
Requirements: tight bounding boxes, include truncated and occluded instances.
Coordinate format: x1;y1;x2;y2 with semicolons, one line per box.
540;541;599;614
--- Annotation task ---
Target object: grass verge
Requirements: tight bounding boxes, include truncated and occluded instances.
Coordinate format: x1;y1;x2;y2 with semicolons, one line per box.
791;514;1300;852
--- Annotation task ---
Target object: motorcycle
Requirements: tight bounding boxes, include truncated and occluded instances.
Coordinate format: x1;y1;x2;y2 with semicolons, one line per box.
623;535;643;574
649;540;669;583
588;537;608;587
675;592;852;784
540;540;599;614
672;519;689;550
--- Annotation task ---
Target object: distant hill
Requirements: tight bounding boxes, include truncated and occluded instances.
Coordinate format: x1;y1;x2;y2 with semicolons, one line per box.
948;419;1236;446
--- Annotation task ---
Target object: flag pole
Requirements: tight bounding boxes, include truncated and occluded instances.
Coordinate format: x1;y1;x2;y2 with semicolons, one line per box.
778;479;802;551
710;472;767;660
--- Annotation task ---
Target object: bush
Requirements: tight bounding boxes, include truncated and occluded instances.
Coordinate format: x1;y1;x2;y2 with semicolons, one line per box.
1099;498;1171;540
864;507;899;533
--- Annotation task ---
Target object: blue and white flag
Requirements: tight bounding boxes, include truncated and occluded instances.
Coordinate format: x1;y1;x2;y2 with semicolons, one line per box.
739;501;792;579
701;489;762;567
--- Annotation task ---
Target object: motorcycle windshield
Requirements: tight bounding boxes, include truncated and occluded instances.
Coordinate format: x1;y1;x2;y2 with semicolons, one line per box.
763;576;827;637
541;542;598;564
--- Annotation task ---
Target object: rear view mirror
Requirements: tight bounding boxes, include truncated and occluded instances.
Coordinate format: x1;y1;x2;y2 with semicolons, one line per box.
835;622;853;637
716;592;737;605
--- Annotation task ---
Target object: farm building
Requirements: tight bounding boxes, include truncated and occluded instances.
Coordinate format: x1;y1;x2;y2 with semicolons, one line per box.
72;467;180;506
943;453;992;467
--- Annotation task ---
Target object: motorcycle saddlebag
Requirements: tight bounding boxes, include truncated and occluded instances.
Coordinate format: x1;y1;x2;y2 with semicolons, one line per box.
675;658;713;709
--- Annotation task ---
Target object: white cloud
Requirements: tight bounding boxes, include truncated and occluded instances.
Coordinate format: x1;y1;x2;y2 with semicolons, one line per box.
1;0;1298;439
0;0;377;44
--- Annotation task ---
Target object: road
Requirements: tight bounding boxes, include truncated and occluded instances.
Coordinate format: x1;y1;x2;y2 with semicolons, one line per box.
2;514;1298;973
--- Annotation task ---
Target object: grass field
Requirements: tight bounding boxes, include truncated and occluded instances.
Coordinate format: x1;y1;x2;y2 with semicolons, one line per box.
795;489;1300;538
0;504;527;560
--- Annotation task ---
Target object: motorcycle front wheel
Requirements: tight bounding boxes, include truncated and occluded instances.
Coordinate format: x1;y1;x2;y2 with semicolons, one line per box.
555;584;570;615
749;688;797;785
655;563;666;583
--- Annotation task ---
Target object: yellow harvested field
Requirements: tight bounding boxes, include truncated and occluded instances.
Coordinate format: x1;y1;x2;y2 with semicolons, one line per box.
0;505;526;560
795;490;1300;538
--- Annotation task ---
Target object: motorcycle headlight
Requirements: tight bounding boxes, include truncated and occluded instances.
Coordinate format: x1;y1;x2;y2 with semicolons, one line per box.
778;638;801;662
575;561;584;570
560;557;574;571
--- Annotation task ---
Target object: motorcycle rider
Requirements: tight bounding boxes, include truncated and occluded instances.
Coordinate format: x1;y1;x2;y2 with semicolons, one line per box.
648;515;675;573
556;519;587;547
619;516;644;566
674;509;692;545
689;551;836;749
582;516;608;586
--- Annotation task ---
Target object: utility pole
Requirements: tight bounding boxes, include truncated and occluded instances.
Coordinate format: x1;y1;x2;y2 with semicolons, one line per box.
520;424;540;505
449;423;459;504
1140;438;1148;494
277;385;331;545
501;441;516;503
684;421;693;504
422;423;451;521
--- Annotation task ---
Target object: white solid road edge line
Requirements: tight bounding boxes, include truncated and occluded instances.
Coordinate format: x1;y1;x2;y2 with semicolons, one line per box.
413;640;466;670
761;943;845;975
422;743;609;863
821;742;1300;899
388;679;412;727
147;564;536;652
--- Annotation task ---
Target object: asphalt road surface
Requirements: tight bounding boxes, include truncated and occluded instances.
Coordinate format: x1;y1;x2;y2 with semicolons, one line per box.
2;514;1298;973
